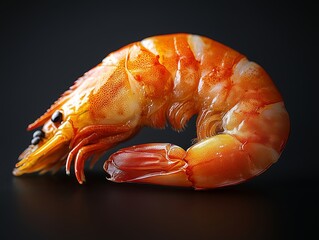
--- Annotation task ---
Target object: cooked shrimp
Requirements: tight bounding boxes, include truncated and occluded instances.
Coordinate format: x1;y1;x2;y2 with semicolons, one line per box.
14;33;290;189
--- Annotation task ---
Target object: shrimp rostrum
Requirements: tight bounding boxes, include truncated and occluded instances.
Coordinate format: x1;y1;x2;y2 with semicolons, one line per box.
14;34;290;189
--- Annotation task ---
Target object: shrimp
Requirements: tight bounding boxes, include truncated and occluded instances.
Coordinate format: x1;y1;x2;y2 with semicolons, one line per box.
13;33;290;189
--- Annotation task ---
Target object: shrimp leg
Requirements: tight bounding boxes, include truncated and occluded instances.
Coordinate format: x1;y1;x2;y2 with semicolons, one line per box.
65;124;136;183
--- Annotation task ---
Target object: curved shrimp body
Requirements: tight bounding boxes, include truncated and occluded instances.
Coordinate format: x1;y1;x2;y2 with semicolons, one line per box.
14;34;290;189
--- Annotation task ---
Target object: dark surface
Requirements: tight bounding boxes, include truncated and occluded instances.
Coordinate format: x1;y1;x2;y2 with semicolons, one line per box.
0;1;318;239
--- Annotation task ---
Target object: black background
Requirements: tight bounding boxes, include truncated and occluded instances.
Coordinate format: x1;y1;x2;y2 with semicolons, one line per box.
0;1;317;239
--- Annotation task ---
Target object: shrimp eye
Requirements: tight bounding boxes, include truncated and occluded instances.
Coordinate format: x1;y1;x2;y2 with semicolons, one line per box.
51;110;63;123
31;137;41;145
33;130;45;139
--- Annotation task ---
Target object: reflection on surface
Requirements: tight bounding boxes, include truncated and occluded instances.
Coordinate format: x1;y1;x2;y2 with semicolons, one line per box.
12;171;277;239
